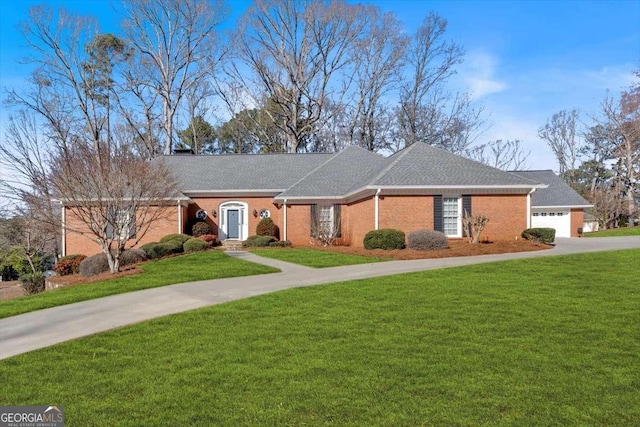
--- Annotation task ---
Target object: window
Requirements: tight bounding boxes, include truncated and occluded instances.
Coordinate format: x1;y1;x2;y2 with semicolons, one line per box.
549;212;556;216
533;212;539;217
259;209;270;219
443;197;461;237
541;212;547;217
310;204;341;240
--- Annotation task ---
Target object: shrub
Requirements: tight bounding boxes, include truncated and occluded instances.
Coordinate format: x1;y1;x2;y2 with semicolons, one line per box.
363;229;405;250
242;235;276;247
183;238;209;253
159;238;185;254
140;242;174;260
159;233;191;245
407;230;449;251
192;221;211;237
269;240;292;247
20;273;45;294
522;227;556;244
53;254;87;276
197;234;219;247
256;217;279;238
79;253;110;276
120;249;148;266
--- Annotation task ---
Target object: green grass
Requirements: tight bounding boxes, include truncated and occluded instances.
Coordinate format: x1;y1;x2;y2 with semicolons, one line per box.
584;225;640;237
251;247;389;268
1;249;639;425
0;251;278;319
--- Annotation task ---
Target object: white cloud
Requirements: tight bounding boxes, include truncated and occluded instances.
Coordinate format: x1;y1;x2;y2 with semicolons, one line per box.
461;50;508;100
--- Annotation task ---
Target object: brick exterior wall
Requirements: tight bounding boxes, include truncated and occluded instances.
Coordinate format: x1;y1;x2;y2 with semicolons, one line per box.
379;195;434;236
64;205;181;256
472;194;528;241
570;208;584;237
64;193;533;254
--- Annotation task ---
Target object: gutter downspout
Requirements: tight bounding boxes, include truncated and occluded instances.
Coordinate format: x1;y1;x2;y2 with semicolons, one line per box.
177;201;183;234
61;203;66;257
374;188;381;230
283;199;288;241
527;188;536;229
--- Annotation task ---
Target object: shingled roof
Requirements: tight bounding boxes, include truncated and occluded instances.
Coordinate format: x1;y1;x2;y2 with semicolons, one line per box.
159;152;332;193
510;170;591;207
160;143;547;200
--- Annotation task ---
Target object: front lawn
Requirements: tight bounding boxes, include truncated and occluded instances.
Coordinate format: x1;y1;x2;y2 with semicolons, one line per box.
584;225;640;237
1;249;638;425
0;251;279;319
251;247;390;267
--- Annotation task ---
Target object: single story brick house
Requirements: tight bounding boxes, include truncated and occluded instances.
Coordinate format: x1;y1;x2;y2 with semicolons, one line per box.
62;143;591;256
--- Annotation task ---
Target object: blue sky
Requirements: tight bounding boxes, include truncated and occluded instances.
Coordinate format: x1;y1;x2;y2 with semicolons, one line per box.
0;0;638;170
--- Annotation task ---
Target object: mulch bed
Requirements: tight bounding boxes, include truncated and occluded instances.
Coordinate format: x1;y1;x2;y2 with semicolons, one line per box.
301;238;551;260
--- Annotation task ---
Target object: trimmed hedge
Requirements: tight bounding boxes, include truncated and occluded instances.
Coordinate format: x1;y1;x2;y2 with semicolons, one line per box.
159;234;191;245
53;254;87;276
192;221;211;237
363;229;406;250
256;217;279;239
242;235;276;247
120;249;148;265
79;253;110;276
269;240;292;247
407;229;449;251
183;238;209;253
140;243;174;260
522;227;556;244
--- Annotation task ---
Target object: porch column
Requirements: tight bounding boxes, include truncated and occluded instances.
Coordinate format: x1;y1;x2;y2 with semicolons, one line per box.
177;202;182;233
61;204;66;257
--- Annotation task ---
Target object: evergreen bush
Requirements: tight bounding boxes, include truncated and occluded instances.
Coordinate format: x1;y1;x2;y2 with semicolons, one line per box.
256;217;279;238
363;229;405;250
191;221;211;237
522;228;556;244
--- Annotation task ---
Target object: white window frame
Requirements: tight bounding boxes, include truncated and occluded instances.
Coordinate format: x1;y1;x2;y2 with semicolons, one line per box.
318;205;334;236
442;196;462;238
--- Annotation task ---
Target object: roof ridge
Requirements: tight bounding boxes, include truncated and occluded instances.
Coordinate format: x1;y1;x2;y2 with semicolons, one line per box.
367;143;418;185
274;148;346;198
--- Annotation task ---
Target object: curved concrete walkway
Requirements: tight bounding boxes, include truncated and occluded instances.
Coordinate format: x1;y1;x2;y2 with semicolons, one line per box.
1;236;637;360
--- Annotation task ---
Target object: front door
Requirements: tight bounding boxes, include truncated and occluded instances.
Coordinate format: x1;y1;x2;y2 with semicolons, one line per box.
227;209;240;239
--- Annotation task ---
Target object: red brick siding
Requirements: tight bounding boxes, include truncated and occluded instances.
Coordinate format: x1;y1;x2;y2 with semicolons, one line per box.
379;195;434;236
65;205;179;256
472;194;528;241
285;204;311;245
570;209;584;237
342;197;375;246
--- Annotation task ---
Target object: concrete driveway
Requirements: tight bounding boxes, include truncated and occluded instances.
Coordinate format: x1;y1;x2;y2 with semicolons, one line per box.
1;236;637;360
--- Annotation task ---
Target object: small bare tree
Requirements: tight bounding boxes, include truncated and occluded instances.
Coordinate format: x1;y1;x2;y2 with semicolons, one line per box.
310;204;341;246
51;144;179;273
462;210;489;244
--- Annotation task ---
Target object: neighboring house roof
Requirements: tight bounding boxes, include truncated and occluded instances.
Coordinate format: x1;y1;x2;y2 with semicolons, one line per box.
510;170;592;208
159;152;333;193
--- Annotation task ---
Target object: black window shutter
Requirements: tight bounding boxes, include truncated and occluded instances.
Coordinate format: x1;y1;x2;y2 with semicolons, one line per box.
462;195;471;217
433;195;443;232
333;204;341;238
462;195;472;237
310;204;317;237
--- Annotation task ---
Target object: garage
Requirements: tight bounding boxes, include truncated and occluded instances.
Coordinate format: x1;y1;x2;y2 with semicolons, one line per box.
531;208;571;238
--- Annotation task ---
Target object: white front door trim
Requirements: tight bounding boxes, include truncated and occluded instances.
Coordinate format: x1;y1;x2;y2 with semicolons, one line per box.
219;201;249;241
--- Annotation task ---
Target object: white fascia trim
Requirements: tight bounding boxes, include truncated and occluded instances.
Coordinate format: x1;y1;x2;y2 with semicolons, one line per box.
184;190;283;198
532;205;593;209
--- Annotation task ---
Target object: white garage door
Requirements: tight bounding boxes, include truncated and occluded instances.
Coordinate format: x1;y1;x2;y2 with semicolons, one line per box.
531;209;571;238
